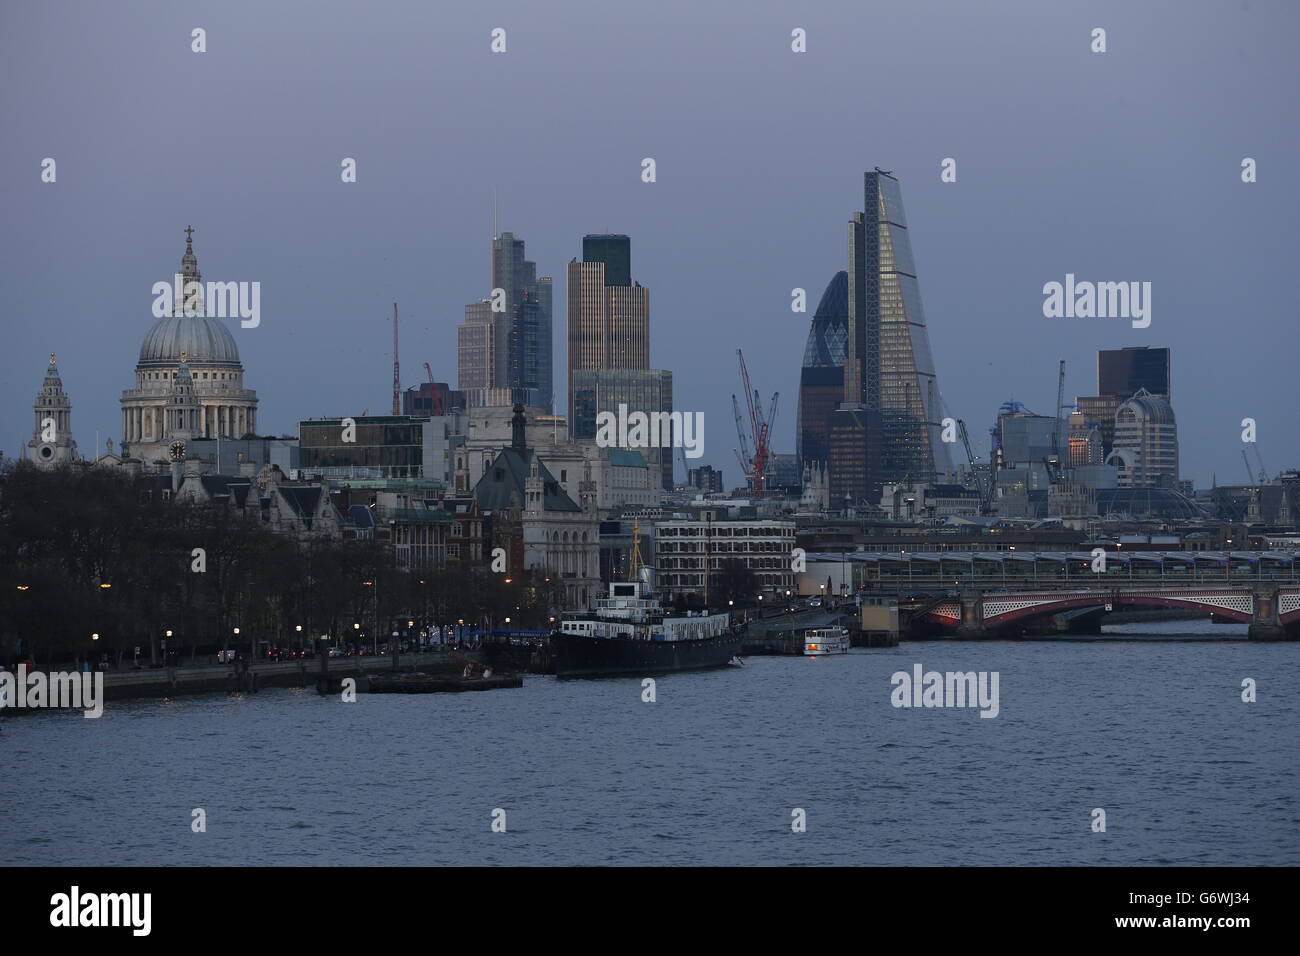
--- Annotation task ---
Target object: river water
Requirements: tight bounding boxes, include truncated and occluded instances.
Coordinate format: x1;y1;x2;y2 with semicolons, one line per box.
4;620;1296;866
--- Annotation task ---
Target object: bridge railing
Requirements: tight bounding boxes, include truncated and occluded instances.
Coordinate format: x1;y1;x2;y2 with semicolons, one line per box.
863;570;1296;593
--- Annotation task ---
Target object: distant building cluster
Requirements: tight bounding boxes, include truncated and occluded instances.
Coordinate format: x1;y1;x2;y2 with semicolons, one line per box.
12;187;1298;613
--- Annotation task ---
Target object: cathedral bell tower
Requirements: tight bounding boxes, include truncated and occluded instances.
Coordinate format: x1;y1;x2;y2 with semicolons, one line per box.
27;352;78;467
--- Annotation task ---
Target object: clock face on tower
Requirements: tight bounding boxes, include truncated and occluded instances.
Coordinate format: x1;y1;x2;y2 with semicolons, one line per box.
169;440;186;461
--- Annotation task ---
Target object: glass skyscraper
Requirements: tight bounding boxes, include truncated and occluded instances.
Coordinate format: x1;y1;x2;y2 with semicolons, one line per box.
796;270;848;470
570;367;674;491
843;169;951;487
456;232;552;410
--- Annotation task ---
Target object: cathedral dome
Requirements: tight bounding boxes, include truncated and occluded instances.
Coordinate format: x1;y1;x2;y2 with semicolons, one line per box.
138;313;241;367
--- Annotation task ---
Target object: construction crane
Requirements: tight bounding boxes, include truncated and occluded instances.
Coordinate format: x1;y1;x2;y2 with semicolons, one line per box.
391;303;401;416
732;394;752;478
732;349;779;498
422;362;443;416
1249;443;1268;483
1046;359;1066;482
956;419;995;515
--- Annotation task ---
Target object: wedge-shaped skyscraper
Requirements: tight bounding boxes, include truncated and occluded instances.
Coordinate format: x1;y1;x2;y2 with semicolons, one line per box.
840;169;951;495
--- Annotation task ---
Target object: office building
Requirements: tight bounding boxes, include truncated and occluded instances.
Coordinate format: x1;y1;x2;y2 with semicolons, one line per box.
456;232;552;410
840;170;951;494
570;367;674;490
567;235;650;423
796;271;848;470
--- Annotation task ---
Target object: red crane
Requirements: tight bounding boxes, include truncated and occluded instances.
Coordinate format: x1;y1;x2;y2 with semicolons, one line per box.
391;303;401;416
733;349;779;498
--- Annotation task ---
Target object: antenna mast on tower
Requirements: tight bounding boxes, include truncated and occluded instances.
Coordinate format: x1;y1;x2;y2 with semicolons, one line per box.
391;302;401;416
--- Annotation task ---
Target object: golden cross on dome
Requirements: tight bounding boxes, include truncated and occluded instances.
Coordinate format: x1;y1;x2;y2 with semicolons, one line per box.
180;350;188;363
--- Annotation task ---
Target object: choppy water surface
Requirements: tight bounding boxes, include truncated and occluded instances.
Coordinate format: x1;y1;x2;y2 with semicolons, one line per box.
4;620;1296;865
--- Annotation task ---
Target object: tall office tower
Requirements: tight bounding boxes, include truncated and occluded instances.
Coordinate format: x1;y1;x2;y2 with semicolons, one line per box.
1098;346;1171;400
492;232;553;410
534;276;553;409
456;232;552;410
828;406;876;508
582;234;631;287
1076;346;1173;458
796;271;848;471
457;299;495;391
840;169;951;491
1107;388;1179;488
566;234;650;410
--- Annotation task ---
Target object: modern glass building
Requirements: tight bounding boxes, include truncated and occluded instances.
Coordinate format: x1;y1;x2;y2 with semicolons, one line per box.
845;170;952;487
299;416;426;479
796;271;848;471
456;232;552;410
570;368;674;490
1098;346;1171;400
581;234;631;287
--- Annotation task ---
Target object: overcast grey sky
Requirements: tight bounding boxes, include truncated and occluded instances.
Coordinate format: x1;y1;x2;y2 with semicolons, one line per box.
2;0;1296;487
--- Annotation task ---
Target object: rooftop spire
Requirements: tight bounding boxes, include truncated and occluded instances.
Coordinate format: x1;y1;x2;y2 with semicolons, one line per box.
511;402;526;454
184;224;195;254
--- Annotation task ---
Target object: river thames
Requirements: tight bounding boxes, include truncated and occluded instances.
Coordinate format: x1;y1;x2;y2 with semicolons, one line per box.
4;621;1296;866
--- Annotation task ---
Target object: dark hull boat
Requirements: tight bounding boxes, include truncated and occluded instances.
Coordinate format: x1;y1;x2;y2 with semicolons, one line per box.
366;673;522;693
553;628;743;678
554;557;744;678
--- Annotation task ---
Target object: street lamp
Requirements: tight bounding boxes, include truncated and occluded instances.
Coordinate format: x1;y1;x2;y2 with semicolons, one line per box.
91;633;99;640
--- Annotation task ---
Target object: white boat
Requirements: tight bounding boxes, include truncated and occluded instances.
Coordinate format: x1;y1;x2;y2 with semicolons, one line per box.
804;626;850;656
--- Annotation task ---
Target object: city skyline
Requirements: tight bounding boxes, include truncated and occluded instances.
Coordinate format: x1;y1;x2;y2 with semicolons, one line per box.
3;0;1297;489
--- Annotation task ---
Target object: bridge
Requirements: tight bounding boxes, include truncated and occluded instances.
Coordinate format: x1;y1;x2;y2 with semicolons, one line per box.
910;584;1300;641
802;550;1300;641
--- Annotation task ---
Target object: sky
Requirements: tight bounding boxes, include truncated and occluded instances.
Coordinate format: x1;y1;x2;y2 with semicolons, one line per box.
2;0;1297;489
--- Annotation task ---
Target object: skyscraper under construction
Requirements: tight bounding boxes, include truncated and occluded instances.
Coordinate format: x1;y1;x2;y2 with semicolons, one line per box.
828;169;951;507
